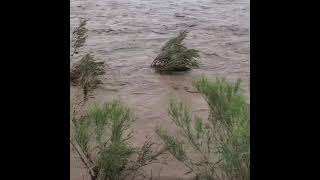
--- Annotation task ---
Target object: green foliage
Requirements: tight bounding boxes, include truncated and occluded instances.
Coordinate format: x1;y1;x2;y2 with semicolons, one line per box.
74;117;91;154
107;101;132;144
157;77;250;180
89;104;110;144
151;31;200;72
193;77;245;129
73;100;165;180
194;77;249;179
156;128;186;161
70;54;106;99
89;100;133;146
72;101;134;180
97;143;135;180
195;117;203;140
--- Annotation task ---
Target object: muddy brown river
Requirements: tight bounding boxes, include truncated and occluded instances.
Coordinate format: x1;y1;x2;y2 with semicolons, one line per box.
70;0;249;179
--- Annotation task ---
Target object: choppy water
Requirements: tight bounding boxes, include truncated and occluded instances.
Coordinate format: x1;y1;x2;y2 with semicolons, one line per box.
70;0;249;179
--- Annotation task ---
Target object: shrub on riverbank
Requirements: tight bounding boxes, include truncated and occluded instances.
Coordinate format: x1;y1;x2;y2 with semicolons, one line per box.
157;77;250;180
72;100;167;180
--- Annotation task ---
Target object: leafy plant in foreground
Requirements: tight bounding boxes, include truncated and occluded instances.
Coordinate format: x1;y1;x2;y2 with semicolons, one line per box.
157;77;250;180
72;101;167;180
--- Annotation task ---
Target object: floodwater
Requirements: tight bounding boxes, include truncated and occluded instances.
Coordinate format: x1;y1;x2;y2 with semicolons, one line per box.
70;0;249;179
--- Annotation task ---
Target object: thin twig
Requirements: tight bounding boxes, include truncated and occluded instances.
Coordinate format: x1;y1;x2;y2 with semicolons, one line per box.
70;139;96;180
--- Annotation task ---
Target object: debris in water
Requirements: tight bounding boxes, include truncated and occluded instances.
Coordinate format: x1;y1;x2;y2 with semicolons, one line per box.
151;30;200;72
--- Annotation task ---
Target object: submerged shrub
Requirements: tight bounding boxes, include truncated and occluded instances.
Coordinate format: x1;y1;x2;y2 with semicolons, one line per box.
71;19;88;57
70;53;105;99
157;77;250;180
151;30;200;72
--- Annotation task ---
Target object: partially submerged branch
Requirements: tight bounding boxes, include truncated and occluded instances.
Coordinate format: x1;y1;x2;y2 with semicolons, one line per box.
71;19;88;58
70;53;105;100
151;30;200;72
